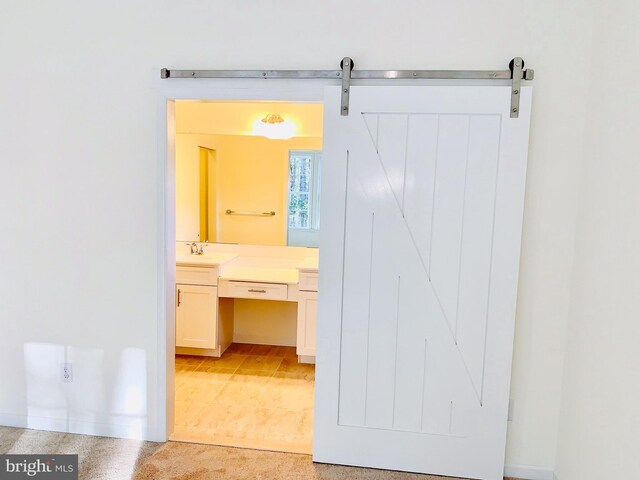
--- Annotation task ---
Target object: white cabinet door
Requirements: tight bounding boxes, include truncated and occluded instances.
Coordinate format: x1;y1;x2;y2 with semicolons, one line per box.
314;86;532;480
297;291;318;356
176;284;218;349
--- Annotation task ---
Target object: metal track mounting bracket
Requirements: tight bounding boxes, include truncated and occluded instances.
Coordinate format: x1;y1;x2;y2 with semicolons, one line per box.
340;57;354;116
160;57;534;118
510;57;526;118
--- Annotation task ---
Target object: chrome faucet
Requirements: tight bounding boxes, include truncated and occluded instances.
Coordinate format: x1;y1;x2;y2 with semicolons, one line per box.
189;242;204;255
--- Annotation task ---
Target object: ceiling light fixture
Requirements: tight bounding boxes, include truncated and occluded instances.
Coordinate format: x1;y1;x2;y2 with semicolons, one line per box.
253;113;295;140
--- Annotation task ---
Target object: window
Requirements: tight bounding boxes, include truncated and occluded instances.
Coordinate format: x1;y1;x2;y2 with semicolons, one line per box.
287;150;321;246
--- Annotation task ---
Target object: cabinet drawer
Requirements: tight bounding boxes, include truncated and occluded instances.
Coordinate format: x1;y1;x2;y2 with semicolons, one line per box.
226;281;288;301
298;272;318;292
176;266;219;286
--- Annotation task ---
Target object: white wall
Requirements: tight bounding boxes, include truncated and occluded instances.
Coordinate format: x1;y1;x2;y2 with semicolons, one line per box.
0;0;600;472
554;2;640;479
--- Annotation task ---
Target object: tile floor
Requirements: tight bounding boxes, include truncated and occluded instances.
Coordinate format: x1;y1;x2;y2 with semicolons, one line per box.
172;343;315;454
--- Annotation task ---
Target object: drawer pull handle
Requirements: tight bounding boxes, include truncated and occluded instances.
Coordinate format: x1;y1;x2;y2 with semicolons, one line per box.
248;289;267;293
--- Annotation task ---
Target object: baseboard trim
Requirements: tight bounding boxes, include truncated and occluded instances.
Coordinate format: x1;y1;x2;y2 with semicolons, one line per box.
0;414;556;480
232;335;295;347
504;464;556;480
298;355;316;364
0;413;155;442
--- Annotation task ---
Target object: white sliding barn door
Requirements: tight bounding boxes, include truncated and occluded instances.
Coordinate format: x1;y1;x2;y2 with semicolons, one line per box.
314;86;532;480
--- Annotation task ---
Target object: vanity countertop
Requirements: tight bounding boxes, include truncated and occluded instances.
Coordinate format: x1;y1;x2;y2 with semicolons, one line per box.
176;249;317;284
297;257;319;273
176;253;238;268
220;266;299;285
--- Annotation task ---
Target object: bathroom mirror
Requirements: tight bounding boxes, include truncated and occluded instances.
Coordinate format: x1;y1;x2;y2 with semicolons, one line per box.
175;101;323;247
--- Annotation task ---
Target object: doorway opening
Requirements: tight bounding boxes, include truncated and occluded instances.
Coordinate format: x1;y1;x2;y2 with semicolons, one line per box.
169;99;323;454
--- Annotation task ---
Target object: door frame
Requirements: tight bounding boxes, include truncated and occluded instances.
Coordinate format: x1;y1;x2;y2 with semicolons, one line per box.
156;78;328;441
155;76;514;443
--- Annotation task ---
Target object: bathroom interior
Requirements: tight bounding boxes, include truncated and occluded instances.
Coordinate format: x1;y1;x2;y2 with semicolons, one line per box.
171;100;323;454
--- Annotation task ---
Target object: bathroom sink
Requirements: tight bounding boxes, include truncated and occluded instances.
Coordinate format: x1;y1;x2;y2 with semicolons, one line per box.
176;253;237;266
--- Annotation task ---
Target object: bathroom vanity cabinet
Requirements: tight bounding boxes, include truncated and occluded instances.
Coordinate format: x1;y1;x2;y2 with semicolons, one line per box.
175;265;220;349
296;271;318;358
175;284;218;349
175;248;319;360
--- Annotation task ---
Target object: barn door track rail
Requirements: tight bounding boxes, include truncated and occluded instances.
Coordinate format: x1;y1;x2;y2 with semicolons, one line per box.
161;57;534;118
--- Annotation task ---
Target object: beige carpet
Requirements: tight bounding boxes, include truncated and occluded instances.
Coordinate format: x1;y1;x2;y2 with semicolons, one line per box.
0;426;517;480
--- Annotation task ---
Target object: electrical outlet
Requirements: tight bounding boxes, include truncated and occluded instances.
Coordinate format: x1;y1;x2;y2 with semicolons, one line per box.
61;363;73;383
508;399;515;421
